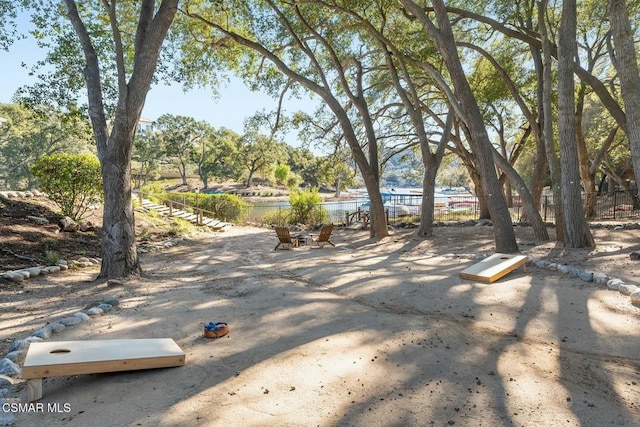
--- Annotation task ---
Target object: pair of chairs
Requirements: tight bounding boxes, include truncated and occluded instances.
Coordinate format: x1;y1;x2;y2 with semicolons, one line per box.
274;224;335;250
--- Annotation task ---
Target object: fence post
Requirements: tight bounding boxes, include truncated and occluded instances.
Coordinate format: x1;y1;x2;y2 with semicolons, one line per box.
543;196;547;222
613;191;618;220
168;200;173;216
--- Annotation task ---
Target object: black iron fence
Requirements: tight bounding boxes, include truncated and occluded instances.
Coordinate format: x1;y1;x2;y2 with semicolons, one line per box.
245;190;640;225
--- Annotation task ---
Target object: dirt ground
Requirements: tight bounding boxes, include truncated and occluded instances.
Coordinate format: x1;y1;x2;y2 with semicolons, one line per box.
1;197;640;426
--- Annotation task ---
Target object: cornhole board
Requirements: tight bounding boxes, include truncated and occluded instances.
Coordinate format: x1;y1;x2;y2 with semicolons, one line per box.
22;338;185;402
459;253;528;283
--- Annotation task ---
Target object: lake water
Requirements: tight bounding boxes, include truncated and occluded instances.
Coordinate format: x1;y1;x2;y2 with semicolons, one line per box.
247;190;477;223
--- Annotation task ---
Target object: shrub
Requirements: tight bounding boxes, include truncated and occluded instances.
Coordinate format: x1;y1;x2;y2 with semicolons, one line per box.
31;153;103;220
274;164;290;186
289;188;325;225
261;208;292;226
45;250;61;266
200;193;248;222
161;192;248;223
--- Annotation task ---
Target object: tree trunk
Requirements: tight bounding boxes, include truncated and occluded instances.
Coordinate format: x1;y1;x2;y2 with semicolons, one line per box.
188;7;388;238
491;146;549;241
417;110;452;237
418;159;438;236
100;132;140;277
539;0;565;242
575;82;597;218
64;0;179;278
609;0;640;194
557;0;594;248
402;0;518;253
527;20;547;213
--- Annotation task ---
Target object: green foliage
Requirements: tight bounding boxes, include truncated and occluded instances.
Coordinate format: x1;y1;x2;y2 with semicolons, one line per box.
239;131;288;187
156;114;209;184
45;250;61;266
286;174;302;190
167;218;196;236
0;103;93;190
133;129;166;189
140;181;167;196
201;193;248;222
138;227;153;242
261;208;291;226
31;153;103;220
288;188;327;225
274;164;290;186
163;191;248;223
191;126;244;188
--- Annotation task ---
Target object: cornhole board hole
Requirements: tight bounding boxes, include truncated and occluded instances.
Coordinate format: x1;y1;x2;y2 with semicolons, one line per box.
22;338;185;402
459;253;528;283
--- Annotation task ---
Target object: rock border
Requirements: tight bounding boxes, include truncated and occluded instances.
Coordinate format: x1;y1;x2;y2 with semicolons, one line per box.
0;190;47;199
0;297;120;425
1;257;101;283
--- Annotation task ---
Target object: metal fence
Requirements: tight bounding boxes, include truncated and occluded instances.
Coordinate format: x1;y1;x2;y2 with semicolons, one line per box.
245;190;640;225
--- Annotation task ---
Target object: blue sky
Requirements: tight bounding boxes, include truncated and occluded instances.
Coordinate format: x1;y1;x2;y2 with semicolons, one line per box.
0;14;317;148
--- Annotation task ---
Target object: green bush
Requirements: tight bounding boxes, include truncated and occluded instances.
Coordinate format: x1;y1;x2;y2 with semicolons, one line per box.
45;250;61;266
204;193;248;222
289;188;327;225
261;208;292;226
162;192;248;223
140;182;167;196
31;153;103;220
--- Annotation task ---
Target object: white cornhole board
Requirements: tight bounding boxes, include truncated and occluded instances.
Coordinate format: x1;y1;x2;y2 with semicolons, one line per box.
459;253;528;283
22;338;185;402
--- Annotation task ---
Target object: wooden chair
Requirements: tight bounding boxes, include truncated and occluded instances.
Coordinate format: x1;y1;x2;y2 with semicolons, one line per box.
274;226;299;250
310;224;335;248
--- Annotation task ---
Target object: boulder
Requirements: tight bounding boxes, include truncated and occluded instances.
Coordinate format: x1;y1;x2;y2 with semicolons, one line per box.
607;279;625;291
59;316;82;326
79;221;95;232
4;351;26;364
59;216;79;232
73;312;90;321
0;359;21;377
86;307;104;316
619;284;638;296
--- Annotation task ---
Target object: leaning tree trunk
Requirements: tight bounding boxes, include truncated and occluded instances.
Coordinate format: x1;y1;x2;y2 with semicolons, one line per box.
402;0;518;252
491;146;549;241
557;0;595;248
539;0;565;242
527;24;548;215
576;82;598;218
609;0;640;195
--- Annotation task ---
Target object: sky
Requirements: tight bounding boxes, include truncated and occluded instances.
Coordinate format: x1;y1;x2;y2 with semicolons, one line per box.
0;12;318;148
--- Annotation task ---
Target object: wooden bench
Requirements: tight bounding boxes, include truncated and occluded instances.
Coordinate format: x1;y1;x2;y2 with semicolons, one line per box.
21;338;185;402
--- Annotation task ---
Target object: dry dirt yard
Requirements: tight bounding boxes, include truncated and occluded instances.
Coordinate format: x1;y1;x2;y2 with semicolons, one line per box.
1;197;640;426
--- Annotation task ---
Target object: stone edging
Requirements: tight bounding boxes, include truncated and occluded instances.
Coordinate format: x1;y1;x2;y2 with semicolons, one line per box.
0;297;120;424
443;252;640;308
1;258;101;283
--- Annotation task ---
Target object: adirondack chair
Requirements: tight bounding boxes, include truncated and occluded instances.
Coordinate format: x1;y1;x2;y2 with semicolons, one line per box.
310;224;335;248
274;226;299;250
